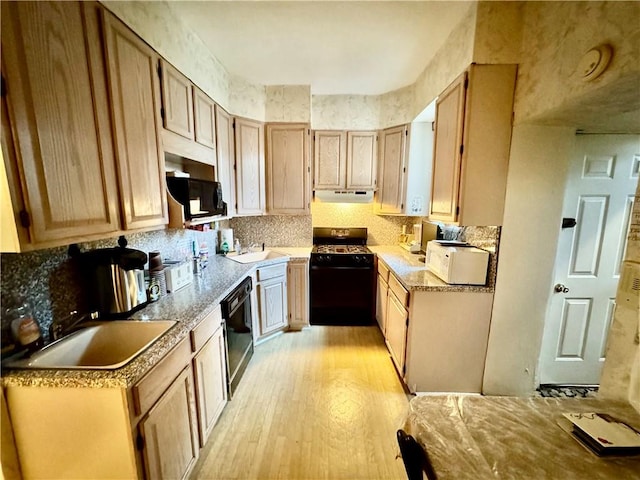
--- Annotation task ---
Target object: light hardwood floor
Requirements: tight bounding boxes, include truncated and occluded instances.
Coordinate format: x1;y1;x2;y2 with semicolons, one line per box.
191;326;410;480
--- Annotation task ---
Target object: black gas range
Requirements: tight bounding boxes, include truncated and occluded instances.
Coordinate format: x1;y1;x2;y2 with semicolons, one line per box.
309;227;376;325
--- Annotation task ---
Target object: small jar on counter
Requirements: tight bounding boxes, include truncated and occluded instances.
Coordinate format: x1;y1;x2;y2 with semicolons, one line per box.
5;298;43;353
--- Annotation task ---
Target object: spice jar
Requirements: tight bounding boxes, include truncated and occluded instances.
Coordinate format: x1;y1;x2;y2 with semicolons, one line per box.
5;298;43;353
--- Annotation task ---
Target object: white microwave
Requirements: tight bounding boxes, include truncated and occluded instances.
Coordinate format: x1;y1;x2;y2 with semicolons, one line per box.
426;241;489;285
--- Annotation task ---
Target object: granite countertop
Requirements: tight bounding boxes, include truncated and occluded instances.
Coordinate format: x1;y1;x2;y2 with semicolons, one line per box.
370;245;494;293
2;248;311;389
405;395;640;479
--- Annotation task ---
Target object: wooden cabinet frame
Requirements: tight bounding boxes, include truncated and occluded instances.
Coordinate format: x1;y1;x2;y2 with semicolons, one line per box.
234;117;265;216
429;64;517;226
266;123;310;215
375;125;409;215
313;130;378;191
102;9;168;231
1;1;121;248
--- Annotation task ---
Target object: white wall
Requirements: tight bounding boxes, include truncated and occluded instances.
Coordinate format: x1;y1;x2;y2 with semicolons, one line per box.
102;1;230;109
483;125;574;395
265;86;311;123
102;0;267;121
483;1;640;396
514;1;640;129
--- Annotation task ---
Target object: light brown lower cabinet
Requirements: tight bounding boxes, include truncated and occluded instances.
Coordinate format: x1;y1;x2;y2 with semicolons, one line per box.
376;264;495;393
255;263;288;342
287;260;309;331
6;307;228;480
385;275;409;376
192;316;227;446
139;365;199;480
376;274;389;335
376;261;391;335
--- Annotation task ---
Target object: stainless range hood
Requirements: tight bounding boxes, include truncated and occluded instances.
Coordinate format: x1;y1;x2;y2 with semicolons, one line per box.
314;190;374;204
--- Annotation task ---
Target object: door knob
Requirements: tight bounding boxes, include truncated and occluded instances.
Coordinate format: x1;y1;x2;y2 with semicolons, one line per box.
554;284;569;293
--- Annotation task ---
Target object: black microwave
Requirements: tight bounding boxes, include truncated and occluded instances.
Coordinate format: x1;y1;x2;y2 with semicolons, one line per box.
166;177;227;219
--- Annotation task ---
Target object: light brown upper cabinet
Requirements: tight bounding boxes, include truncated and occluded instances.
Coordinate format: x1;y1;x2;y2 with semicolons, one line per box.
234;117;265;216
266;124;310;215
159;59;194;141
313;130;377;191
313;131;346;190
102;9;168;231
374;125;409;215
193;87;216;149
1;1;120;250
158;60;216;166
215;105;236;218
346;131;377;190
429;64;517;226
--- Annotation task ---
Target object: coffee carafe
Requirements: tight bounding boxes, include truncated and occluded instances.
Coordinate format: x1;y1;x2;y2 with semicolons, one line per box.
81;237;148;317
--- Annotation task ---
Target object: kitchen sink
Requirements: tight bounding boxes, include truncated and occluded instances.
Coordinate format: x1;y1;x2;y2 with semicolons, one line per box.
7;320;176;370
226;250;288;264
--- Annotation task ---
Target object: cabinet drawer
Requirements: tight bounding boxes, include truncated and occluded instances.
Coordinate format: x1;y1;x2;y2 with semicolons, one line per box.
191;305;222;353
378;261;390;283
257;263;287;282
389;274;409;309
133;337;191;416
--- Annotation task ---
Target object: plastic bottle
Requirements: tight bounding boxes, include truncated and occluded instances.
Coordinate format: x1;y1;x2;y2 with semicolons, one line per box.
199;242;209;269
234;239;241;254
5;298;43;353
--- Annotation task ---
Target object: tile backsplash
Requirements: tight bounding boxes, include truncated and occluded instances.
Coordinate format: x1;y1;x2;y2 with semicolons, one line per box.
311;202;419;245
1;212;500;353
230;215;312;248
0;228;218;349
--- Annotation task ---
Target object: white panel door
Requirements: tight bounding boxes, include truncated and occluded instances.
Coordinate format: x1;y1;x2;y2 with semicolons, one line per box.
539;134;639;384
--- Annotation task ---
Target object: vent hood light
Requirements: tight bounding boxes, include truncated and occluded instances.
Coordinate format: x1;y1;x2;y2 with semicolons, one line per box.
314;191;374;204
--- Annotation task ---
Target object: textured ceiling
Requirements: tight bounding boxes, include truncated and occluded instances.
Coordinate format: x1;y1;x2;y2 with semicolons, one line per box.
169;1;473;95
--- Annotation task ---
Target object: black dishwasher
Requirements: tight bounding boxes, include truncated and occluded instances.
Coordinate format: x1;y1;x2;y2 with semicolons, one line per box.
220;277;253;397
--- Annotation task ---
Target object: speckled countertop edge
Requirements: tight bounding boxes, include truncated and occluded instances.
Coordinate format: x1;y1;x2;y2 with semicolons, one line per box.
2;249;311;389
370;246;495;293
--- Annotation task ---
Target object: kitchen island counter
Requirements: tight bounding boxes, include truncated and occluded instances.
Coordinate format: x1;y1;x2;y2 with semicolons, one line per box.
370;245;495;293
404;395;640;479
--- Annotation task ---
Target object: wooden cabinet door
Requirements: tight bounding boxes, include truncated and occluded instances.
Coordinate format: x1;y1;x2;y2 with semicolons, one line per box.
376;274;389;335
193;326;227;447
258;276;288;336
266;123;310;214
346;131;377;190
140;366;199;480
102;11;168;230
234;117;265;216
159;59;195;141
385;289;408;376
287;261;309;330
429;72;466;223
313;131;346;190
1;1;120;246
215;105;236;217
193;87;216;149
375;125;408;214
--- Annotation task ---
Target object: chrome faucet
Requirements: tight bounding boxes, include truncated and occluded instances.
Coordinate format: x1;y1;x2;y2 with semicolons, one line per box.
49;311;99;341
248;243;265;253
